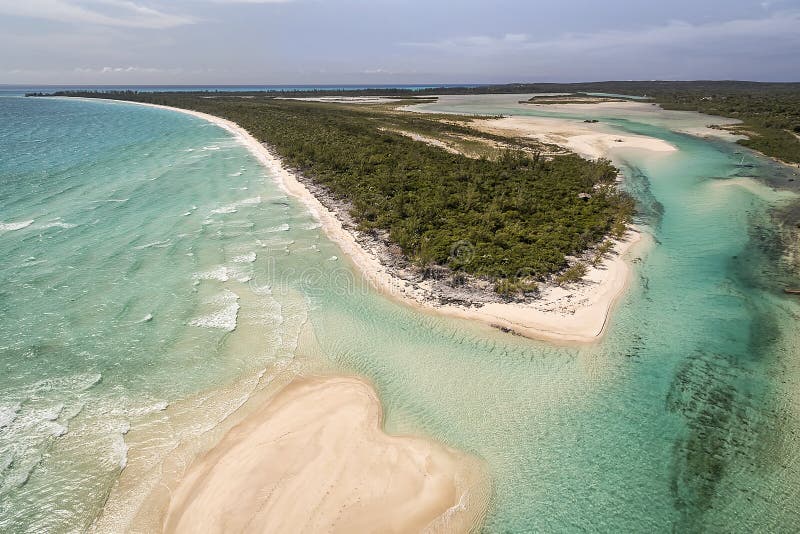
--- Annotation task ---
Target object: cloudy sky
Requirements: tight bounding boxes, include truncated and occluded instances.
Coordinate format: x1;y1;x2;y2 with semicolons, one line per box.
1;0;798;84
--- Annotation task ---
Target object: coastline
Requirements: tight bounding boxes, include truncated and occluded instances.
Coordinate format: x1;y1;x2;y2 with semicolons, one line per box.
79;98;492;533
471;114;677;161
88;98;646;343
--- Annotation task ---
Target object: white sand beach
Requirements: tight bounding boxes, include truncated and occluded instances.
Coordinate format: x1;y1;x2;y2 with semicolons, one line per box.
438;231;644;342
473;114;677;160
161;376;488;533
518;99;747;143
100;98;653;343
79;99;490;534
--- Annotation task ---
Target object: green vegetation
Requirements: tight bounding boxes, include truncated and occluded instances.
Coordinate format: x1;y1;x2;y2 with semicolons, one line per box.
555;262;588;286
37;90;634;292
445;81;800;164
592;240;615;267
655;91;800;165
33;81;800;162
522;93;628;105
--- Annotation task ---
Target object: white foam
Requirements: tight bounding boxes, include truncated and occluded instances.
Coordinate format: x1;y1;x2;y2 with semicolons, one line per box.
209;196;262;216
111;428;129;469
232;252;257;264
45;422;68;437
41;403;64;421
0;403;20;429
266;223;290;233
19;258;46;268
205;289;239;305
0;220;34;231
0;453;12;471
228;264;254;283
189;290;240;332
3;462;36;490
252;284;272;295
29;372;102;394
15;405;68;437
127;400;168;417
210;205;238;215
28;373;102;393
38;219;77;230
257;237;294;249
193;266;231;282
60;401;84;423
239;196;261;205
134;239;171;250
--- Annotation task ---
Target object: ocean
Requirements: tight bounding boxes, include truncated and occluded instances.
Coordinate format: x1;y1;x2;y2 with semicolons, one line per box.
0;85;476;99
1;92;799;532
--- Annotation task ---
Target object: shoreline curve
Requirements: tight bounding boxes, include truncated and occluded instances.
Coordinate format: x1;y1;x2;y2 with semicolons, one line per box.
82;97;645;343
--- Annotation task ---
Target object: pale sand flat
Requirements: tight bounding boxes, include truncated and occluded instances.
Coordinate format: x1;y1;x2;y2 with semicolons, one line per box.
473;115;677;160
161;376;488;533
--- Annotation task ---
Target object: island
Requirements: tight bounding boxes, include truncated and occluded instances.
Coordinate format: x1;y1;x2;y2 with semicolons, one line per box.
42;90;645;342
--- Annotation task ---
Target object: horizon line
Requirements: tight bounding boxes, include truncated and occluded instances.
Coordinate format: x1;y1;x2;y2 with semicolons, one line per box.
4;79;800;88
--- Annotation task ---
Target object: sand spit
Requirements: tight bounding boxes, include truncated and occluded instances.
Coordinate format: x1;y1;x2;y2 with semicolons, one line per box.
473;115;677;161
160;376;488;534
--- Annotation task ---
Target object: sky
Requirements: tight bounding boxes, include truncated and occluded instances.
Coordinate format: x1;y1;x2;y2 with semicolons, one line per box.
1;0;799;85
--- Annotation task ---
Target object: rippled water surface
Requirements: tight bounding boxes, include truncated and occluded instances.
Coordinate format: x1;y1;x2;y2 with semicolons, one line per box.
1;95;799;532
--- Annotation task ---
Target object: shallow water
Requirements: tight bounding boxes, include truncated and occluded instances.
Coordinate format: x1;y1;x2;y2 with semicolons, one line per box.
1;95;799;532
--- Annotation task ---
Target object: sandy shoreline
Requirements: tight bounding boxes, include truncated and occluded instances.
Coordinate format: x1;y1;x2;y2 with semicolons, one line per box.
75;96;655;531
79;98;490;533
161;375;488;533
91;98;649;343
473;114;677;160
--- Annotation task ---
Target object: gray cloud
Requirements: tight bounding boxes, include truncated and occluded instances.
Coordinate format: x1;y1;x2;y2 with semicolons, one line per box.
1;0;797;84
402;10;800;56
0;0;196;29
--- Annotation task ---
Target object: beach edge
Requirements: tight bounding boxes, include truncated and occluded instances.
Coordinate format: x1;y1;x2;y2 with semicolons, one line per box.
87;97;641;343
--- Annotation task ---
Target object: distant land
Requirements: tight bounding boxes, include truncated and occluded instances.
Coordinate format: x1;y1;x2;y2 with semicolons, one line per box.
27;80;800;163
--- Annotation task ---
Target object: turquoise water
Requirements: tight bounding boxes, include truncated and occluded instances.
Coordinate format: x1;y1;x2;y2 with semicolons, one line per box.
1;95;799;532
0;97;318;530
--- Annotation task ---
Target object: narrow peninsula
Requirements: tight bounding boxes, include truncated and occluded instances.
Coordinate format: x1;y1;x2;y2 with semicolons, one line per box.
43;90;647;341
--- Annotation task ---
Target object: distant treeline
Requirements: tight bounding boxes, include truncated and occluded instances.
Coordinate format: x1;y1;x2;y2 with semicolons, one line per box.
511;81;800;164
37;91;634;295
32;80;800;97
33;81;800;163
